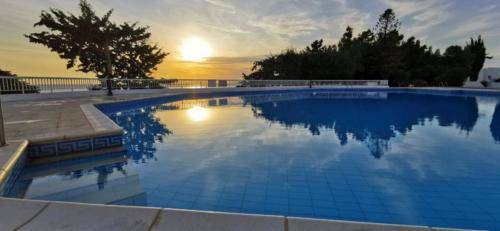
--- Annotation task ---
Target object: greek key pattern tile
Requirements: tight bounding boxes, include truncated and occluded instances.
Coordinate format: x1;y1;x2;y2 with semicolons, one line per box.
27;135;123;158
93;136;122;149
57;139;93;155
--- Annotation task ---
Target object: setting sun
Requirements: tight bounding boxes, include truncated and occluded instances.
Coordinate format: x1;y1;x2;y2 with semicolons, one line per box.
180;37;212;62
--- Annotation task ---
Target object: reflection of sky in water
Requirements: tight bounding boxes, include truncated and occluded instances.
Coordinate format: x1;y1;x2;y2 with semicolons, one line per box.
8;91;500;230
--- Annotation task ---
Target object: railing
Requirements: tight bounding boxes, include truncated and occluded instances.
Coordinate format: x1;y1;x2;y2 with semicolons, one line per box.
0;77;102;94
0;76;388;94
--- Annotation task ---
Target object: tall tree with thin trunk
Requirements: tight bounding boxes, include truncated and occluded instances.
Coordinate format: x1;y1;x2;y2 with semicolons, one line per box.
374;9;401;39
26;0;167;80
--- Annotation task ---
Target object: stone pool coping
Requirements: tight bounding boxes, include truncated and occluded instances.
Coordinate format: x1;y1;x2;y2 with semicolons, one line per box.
0;140;27;186
0;197;455;231
1;86;497;230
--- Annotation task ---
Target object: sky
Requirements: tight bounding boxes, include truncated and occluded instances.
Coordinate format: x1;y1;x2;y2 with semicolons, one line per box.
1;0;500;79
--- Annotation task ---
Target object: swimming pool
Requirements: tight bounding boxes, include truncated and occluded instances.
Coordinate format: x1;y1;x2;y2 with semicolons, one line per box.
6;89;500;229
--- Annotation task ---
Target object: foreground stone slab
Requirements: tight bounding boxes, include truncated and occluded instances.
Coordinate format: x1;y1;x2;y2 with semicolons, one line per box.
287;217;431;231
19;202;160;231
151;208;285;231
0;198;49;230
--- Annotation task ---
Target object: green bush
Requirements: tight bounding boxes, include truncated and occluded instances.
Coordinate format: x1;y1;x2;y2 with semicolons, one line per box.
436;67;469;87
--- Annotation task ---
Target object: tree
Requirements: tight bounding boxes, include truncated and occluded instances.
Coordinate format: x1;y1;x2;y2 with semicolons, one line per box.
374;9;401;39
243;8;489;88
26;0;167;80
0;69;16;77
465;36;492;81
434;45;472;86
112;23;167;79
338;27;354;51
373;9;405;85
306;39;324;53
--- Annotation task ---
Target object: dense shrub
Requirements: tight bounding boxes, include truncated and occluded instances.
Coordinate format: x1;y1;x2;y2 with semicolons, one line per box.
244;9;491;87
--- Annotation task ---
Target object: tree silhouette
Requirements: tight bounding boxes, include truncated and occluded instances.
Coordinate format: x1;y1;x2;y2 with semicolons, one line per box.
465;36;493;81
491;104;500;143
109;106;172;163
374;9;401;39
245;93;479;158
26;0;167;79
244;8;487;87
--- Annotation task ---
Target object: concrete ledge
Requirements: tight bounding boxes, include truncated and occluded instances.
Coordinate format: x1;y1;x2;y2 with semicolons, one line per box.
287;217;431;231
0;198;49;230
22;105;124;159
80;104;122;132
0;197;464;231
19;200;161;231
0;141;27;173
151;208;285;231
0;140;28;188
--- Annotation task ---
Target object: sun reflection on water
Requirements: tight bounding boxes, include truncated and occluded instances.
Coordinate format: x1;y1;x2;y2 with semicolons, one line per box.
187;106;209;121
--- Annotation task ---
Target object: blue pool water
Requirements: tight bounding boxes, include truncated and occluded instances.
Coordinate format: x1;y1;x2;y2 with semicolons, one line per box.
7;90;500;229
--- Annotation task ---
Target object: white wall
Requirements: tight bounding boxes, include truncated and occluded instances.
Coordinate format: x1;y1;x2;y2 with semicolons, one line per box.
478;68;500;82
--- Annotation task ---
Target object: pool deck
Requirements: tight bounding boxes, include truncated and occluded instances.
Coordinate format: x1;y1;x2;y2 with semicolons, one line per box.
3;93;169;143
0;87;491;230
0;198;437;231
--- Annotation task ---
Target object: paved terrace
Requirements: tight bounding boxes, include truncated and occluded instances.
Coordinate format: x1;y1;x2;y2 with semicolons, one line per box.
0;88;468;230
3;93;169;143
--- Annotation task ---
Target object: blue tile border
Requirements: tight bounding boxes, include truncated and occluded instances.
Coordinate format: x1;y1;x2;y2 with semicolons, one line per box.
27;135;123;158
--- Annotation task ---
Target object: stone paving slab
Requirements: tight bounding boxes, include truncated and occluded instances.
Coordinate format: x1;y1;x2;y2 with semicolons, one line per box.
0;198;49;230
80;104;122;132
18;201;161;231
0;197;461;231
287;217;432;231
151;208;285;231
3;93;168;143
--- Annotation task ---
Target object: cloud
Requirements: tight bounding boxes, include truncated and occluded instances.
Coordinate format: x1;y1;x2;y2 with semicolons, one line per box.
248;13;319;38
175;56;262;65
204;56;264;64
203;0;237;14
327;0;371;33
202;23;251;34
448;12;500;38
479;4;497;13
241;0;371;46
380;0;454;38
